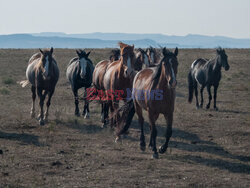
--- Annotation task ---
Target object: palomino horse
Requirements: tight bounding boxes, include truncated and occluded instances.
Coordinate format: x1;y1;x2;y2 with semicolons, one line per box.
103;42;137;128
188;47;229;110
22;48;59;125
66;49;94;118
146;46;159;65
132;47;179;158
92;49;120;125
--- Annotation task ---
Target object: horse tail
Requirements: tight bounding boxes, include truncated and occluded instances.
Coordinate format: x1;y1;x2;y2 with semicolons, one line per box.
18;80;29;88
111;99;135;137
188;70;194;103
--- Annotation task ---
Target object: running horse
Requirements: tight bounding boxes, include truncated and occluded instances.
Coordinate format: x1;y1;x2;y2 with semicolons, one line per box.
66;49;94;118
131;47;179;158
188;47;229;110
103;42;137;128
92;49;121;124
21;48;59;125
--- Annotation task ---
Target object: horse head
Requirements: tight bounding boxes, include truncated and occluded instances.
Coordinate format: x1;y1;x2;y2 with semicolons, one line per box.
135;48;150;70
109;49;120;62
161;47;179;89
76;49;91;79
39;47;54;80
119;42;136;78
146;46;158;65
216;47;229;71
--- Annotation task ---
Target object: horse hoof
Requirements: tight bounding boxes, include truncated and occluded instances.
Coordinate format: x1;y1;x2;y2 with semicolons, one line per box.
39;120;45;126
140;144;146;151
84;113;90;119
214;107;218;111
200;105;203;108
152;153;159;159
75;113;80;117
206;105;210;109
196;106;200;110
159;146;166;154
115;136;120;143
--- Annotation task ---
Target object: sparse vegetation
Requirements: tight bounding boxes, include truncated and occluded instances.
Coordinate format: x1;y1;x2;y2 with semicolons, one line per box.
0;49;249;187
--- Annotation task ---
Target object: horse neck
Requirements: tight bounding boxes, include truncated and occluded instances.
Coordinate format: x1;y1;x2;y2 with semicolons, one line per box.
213;56;222;73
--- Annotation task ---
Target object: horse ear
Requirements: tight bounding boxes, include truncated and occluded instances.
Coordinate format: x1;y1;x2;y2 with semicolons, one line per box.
50;47;53;54
86;51;91;57
39;48;44;55
162;47;167;56
76;50;81;57
174;47;178;56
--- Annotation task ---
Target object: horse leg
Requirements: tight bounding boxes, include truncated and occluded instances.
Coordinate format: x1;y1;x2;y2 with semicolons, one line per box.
83;87;90;119
194;82;199;109
159;113;173;154
30;86;36;118
101;103;104;122
200;85;205;108
213;85;219;111
44;89;54;122
37;88;46;125
73;89;80;116
148;111;159;159
103;102;109;125
206;85;212;109
135;103;145;151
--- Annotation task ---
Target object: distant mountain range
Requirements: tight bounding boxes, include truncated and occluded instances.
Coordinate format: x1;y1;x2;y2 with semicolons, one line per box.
0;32;249;48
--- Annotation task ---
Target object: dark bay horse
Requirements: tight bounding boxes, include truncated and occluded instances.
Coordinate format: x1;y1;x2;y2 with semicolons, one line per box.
23;48;59;125
92;49;120;124
146;47;159;65
66;49;94;118
103;42;137;128
134;48;150;69
188;48;229;110
117;47;179;158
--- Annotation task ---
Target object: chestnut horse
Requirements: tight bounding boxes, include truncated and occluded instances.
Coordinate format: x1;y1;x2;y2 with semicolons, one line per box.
132;47;179;158
103;42;137;128
92;49;120;125
21;48;59;125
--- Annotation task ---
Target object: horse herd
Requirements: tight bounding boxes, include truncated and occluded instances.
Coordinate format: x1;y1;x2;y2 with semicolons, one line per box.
20;43;230;158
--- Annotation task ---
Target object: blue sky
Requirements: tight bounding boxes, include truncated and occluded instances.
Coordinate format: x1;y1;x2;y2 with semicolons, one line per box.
0;0;249;38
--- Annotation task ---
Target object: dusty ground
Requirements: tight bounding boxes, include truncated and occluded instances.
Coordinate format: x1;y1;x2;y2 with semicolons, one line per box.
0;48;249;187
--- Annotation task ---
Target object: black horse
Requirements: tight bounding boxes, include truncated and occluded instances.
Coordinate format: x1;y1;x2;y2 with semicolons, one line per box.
66;49;94;117
188;47;230;110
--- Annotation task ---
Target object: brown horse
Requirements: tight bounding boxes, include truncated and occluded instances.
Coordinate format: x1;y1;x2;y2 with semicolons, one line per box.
92;49;120;124
21;48;59;125
103;42;137;128
132;47;179;158
146;46;159;65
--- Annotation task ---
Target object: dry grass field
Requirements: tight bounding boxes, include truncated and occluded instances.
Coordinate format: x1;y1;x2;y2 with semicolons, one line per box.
0;48;249;187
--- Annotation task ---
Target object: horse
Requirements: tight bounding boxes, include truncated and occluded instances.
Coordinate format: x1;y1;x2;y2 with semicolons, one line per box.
117;47;179;158
146;46;159;65
188;47;230;110
109;48;121;62
21;47;59;125
134;48;150;69
66;49;94;118
92;49;121;125
103;42;137;128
